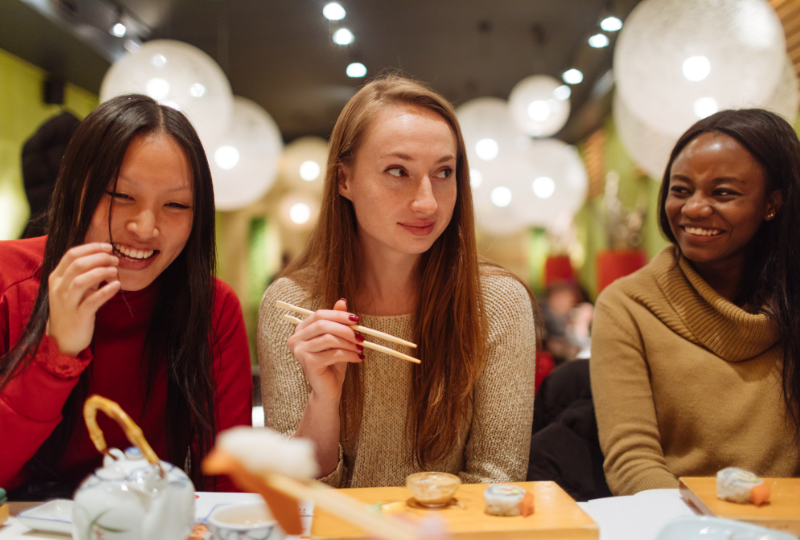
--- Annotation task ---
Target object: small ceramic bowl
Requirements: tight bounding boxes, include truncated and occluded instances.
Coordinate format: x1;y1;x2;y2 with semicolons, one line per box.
207;502;285;540
406;472;462;507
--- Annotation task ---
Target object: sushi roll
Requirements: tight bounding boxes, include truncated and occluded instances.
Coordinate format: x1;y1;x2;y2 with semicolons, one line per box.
484;484;533;517
717;468;771;506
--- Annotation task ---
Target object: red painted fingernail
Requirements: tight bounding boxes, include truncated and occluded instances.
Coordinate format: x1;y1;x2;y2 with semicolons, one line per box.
355;333;364;342
359;353;365;360
349;314;360;322
339;298;346;303
357;344;364;351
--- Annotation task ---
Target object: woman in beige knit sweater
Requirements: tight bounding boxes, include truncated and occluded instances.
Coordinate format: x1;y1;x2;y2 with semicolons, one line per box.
591;109;800;496
258;76;536;488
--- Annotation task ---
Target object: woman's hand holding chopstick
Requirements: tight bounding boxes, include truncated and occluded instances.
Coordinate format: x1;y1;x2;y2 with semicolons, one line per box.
288;298;364;476
287;298;365;402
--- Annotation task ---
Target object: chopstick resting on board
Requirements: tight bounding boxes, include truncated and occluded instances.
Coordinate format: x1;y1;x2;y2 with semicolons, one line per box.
276;300;417;349
283;314;421;364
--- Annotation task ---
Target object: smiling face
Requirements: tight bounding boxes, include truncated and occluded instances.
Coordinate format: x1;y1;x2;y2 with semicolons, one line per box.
84;133;194;291
338;104;458;261
665;132;781;270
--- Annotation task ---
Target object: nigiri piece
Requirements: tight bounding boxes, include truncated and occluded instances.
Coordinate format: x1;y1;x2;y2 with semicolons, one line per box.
717;467;771;506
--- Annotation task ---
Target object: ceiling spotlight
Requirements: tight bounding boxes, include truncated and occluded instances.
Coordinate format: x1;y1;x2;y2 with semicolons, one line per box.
111;22;127;37
600;16;623;32
562;69;584;85
333;28;354;45
588;33;609;48
346;62;367;78
553;85;571;100
323;2;346;21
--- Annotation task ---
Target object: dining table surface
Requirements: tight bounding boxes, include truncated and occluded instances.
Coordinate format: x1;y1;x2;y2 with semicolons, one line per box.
0;488;701;540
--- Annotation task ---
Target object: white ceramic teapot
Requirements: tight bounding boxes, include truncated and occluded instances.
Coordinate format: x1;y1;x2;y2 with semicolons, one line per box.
71;396;195;540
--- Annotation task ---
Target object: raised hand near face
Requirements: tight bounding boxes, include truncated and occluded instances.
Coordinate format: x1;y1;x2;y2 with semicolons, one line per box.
47;243;121;357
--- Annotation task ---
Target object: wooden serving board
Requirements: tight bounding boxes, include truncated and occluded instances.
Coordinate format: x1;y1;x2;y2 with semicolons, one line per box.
680;477;800;535
311;481;598;540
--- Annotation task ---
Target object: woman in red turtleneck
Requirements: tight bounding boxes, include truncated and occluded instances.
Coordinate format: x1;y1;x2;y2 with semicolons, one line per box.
0;95;252;498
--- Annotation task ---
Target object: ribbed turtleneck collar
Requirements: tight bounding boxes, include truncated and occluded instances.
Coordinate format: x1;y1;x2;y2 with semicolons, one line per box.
627;246;780;362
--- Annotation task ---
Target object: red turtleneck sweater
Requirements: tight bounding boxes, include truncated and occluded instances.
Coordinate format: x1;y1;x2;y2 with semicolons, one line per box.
0;236;252;493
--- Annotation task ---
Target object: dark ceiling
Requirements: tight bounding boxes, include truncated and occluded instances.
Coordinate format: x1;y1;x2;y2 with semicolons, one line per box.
1;0;642;143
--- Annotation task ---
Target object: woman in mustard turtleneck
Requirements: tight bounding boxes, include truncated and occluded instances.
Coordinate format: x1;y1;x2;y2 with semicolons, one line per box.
591;109;800;496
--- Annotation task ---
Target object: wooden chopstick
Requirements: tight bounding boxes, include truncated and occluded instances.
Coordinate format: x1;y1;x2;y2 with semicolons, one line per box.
263;473;418;540
283;314;421;364
275;300;417;349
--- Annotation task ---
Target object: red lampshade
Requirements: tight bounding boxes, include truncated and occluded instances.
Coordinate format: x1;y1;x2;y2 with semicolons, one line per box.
596;249;647;293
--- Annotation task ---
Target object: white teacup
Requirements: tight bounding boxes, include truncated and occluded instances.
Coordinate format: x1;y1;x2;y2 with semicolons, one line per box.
207;502;285;540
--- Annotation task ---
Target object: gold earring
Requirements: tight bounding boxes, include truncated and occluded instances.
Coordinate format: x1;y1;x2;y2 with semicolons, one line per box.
766;212;776;220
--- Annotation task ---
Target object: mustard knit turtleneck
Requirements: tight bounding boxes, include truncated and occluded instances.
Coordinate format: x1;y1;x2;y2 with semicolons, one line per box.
591;246;800;496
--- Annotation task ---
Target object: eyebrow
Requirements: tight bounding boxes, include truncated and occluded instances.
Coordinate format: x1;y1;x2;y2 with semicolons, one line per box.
116;175;192;193
380;152;455;165
671;174;746;185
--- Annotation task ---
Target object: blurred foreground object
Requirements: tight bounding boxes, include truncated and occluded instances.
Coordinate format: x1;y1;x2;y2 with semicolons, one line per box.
72;395;195;540
203;427;418;540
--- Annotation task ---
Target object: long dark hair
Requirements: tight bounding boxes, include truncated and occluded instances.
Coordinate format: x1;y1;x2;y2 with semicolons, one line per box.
0;94;219;488
657;108;800;430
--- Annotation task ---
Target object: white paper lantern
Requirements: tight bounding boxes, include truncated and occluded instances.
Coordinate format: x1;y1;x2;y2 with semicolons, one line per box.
456;97;528;166
615;55;800;181
470;156;534;236
508;76;571;137
278;191;321;231
209;97;283;210
765;57;800;122
279;137;329;193
100;40;234;144
513;139;588;228
614;92;676;180
615;0;786;137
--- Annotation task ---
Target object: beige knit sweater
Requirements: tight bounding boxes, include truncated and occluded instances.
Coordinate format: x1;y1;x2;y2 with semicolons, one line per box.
591;246;800;496
258;272;536;488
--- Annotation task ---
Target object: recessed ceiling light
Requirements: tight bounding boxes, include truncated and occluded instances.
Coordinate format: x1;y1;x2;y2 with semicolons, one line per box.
588;33;609;48
111;23;127;37
323;2;346;21
333;28;354;45
601;17;623;32
346;62;367;78
562;69;584;85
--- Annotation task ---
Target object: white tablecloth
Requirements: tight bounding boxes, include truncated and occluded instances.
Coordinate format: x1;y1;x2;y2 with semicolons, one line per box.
0;489;695;540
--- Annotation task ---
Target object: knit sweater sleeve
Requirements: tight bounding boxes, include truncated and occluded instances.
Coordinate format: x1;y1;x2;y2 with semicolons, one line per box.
590;284;679;495
257;278;346;487
460;274;537;484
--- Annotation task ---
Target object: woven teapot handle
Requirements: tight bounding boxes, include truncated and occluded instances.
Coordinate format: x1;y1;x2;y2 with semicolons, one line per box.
83;395;161;468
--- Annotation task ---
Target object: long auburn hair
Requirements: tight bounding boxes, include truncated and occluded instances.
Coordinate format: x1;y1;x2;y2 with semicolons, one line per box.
657;108;800;430
284;75;492;467
0;94;219;488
